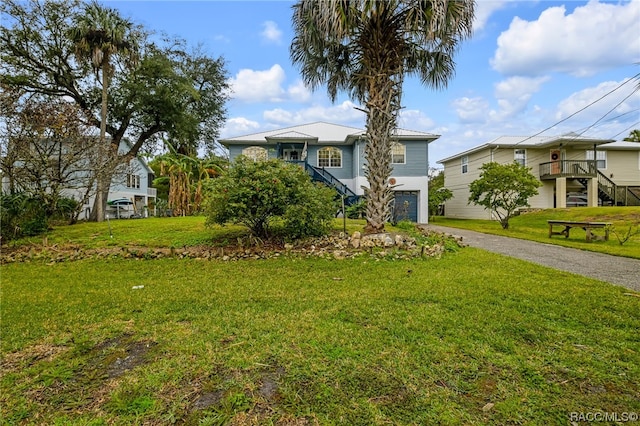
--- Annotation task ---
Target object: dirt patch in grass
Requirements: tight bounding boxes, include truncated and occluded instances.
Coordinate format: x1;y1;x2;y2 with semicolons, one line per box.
583;213;640;222
15;333;159;415
0;343;70;373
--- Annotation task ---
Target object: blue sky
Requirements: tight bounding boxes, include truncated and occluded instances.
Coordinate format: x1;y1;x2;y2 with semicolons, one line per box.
106;0;640;165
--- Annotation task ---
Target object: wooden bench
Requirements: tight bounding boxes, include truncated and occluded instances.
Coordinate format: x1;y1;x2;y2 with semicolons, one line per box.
548;220;611;242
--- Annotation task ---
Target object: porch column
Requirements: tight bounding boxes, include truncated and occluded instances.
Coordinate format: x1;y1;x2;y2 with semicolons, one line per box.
555;177;567;208
586;178;598;207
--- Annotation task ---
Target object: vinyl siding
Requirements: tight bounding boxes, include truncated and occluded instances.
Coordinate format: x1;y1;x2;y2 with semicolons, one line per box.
307;145;354;180
441;148;492;219
228;145;277;160
391;141;429;177
606;150;640;186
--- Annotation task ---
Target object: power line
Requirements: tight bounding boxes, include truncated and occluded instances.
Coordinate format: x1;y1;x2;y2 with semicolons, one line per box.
610;121;640;140
437;74;640;173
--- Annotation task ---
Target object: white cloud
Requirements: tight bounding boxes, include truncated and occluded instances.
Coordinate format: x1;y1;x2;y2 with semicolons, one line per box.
228;64;286;103
490;76;549;120
220;117;260;139
263;101;364;125
554;79;640;127
260;21;282;44
452;96;490;123
473;1;508;32
286;80;312;103
398;109;435;130
228;66;313;104
491;1;640;77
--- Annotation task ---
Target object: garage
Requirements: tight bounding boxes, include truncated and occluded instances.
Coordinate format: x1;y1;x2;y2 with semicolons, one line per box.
392;191;418;223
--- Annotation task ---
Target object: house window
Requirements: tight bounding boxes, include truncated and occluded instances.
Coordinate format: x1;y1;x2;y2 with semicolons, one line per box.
514;149;526;166
242;146;268;162
586;150;606;169
461;155;468;174
318;147;342;168
127;174;140;189
391;142;406;164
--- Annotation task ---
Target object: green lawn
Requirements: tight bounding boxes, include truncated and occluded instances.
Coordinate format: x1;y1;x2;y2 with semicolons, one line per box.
1;217;639;425
431;207;640;259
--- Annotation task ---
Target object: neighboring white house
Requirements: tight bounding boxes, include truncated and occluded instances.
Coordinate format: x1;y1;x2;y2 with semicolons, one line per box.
77;145;157;220
437;135;640;220
219;122;440;223
2;138;157;220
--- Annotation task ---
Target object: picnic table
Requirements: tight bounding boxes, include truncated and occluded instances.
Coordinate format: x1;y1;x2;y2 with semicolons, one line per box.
548;220;611;242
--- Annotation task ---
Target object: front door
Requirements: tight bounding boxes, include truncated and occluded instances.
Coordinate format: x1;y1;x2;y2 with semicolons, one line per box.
283;149;300;161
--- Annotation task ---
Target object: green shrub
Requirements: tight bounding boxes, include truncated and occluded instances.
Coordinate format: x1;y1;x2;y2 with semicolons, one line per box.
1;193;81;241
1;192;47;241
204;157;337;239
345;198;366;219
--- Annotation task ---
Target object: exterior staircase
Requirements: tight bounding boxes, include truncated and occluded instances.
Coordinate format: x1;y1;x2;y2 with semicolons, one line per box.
578;171;640;206
304;164;361;206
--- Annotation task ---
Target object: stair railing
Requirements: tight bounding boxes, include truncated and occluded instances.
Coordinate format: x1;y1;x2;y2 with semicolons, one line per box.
596;171;617;202
305;164;357;198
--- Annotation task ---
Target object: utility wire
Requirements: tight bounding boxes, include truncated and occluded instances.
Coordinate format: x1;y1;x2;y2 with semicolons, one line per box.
437;75;640;173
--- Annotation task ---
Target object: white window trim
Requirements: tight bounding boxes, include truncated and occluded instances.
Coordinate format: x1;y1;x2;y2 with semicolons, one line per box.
514;149;526;166
586;150;607;170
461;155;468;174
317;147;342;168
391;142;406;165
126;173;140;189
242;146;268;162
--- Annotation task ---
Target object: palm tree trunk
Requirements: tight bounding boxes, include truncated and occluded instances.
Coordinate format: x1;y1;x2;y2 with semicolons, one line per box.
363;74;400;234
90;60;111;222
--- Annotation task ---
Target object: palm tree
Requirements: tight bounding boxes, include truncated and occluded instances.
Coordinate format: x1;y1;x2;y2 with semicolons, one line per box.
69;1;137;222
623;129;640;142
155;150;224;216
291;0;474;232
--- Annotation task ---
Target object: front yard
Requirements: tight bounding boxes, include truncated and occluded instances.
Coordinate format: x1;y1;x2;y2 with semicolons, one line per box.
1;216;639;424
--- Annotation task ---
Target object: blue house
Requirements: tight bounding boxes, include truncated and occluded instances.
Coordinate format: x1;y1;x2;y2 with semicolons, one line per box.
219;122;439;223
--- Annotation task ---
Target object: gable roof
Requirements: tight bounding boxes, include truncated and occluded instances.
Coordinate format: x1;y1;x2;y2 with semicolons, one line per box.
437;134;616;164
219;121;440;145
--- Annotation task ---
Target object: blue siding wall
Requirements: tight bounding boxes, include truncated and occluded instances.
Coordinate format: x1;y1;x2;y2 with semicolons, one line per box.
228;145;277;160
307;145;354;180
392;141;429;176
355;140;429;177
226;139;429;179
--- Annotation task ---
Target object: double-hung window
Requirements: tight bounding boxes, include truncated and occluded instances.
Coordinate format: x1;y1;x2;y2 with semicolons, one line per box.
514;149;526;166
126;174;140;189
461;155;468;174
586;150;606;169
391;143;406;164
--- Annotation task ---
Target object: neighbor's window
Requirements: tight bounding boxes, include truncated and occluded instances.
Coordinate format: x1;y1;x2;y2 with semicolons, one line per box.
126;174;140;189
391;142;406;164
586;150;606;169
318;147;342;168
242;146;268;162
461;155;468;174
514;149;526;166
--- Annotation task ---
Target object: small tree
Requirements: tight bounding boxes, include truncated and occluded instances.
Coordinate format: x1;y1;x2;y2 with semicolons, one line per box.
468;162;541;229
204;157;337;240
428;170;453;219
